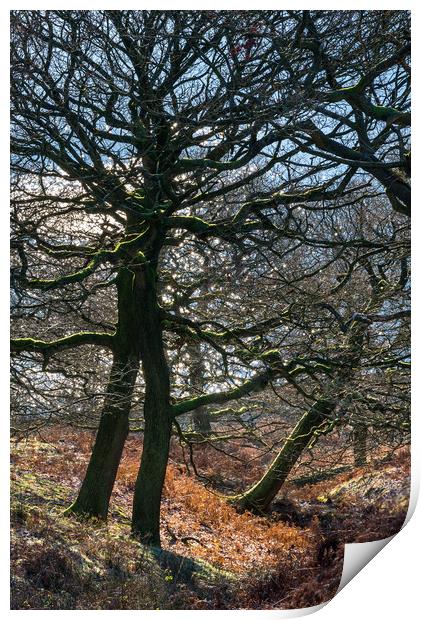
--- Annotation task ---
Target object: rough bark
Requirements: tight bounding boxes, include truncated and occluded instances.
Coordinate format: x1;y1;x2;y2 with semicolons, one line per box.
131;235;172;546
65;256;143;519
64;352;138;519
193;404;212;436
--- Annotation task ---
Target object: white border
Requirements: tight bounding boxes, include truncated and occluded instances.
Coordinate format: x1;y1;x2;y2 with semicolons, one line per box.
2;3;419;618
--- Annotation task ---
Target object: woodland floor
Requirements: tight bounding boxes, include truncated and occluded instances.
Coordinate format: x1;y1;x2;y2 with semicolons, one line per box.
10;427;410;610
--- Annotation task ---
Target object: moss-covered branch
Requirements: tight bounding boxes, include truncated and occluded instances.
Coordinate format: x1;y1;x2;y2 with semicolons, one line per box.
161;309;290;343
171;371;273;417
322;87;410;126
11;331;115;354
22;230;148;290
164;215;273;238
232;175;357;223
303;122;411;215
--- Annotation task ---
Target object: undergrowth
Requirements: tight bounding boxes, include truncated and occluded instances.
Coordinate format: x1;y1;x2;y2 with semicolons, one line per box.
10;427;410;609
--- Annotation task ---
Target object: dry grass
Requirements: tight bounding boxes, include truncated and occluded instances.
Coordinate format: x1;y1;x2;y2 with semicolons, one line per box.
10;427;410;609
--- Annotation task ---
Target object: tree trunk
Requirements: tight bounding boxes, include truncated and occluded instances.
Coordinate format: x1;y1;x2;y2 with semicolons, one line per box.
189;341;211;436
64;353;138;519
131;254;172;547
65;260;142;520
193;405;212;436
233;399;334;512
353;424;368;467
132;400;172;546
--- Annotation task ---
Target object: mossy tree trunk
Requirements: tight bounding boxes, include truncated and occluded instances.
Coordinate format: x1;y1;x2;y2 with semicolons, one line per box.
64;352;139;519
131;251;172;546
65;256;144;520
193;403;212;436
233;399;334;512
131;397;172;546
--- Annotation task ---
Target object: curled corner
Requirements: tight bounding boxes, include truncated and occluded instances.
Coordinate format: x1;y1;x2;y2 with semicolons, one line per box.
269;601;327;617
337;460;419;594
337;535;394;593
269;463;419;617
